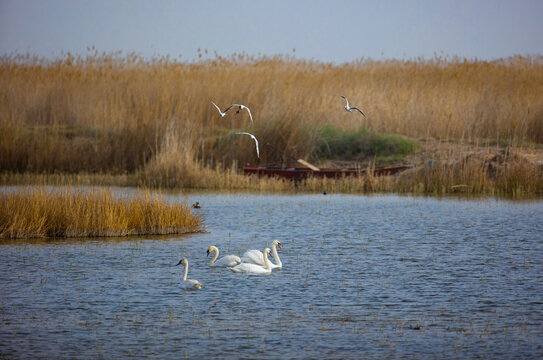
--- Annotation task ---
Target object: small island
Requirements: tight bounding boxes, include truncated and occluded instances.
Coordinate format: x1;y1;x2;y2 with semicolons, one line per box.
0;187;203;239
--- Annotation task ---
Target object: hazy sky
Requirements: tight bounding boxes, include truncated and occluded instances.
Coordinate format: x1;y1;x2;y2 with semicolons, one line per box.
1;0;542;63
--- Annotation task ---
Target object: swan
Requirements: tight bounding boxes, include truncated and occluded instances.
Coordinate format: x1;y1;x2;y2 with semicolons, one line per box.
229;248;272;275
176;258;201;290
242;240;282;269
233;132;260;158
207;245;242;267
341;96;366;117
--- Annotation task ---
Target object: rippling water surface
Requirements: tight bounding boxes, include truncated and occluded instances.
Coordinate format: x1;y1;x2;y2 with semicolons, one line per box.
1;191;542;359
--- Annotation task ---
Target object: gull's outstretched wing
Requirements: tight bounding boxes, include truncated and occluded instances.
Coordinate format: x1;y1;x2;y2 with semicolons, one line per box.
351;107;366;117
340;95;350;108
211;101;225;115
243;106;254;124
234;131;259;158
224;104;236;113
228;104;253;123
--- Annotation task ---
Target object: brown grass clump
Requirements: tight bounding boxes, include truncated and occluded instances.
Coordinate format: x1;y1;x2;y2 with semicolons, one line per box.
396;143;543;196
137;120;294;190
0;187;203;239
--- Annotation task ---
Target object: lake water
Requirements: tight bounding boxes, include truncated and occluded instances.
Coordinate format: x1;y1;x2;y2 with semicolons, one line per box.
1;191;542;359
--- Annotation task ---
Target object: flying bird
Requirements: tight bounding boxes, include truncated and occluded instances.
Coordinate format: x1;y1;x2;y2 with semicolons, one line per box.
340;96;366;117
234;132;260;158
226;103;253;124
211;101;254;124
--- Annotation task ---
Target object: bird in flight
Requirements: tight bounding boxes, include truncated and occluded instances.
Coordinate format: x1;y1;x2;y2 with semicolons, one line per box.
211;101;229;117
233;132;259;158
340;96;366;117
211;101;254;124
227;103;253;124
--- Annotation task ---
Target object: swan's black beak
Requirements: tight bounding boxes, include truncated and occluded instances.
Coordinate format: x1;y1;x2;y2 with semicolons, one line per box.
175;259;182;266
277;243;282;249
206;249;210;257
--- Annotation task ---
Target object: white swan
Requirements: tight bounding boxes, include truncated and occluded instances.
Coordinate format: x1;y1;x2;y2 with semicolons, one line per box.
229;248;272;275
341;95;366;117
207;245;241;267
176;258;201;290
242;240;282;269
233;132;260;158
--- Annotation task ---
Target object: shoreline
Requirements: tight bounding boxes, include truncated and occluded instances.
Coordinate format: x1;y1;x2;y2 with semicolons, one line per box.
1;141;541;199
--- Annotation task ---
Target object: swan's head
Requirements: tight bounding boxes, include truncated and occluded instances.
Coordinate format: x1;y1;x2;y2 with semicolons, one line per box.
206;245;217;257
272;240;282;249
264;248;271;256
176;258;187;266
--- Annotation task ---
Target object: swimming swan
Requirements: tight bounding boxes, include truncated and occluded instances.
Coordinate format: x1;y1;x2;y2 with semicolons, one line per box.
230;248;272;275
207;245;242;267
242;240;282;269
176;258;202;290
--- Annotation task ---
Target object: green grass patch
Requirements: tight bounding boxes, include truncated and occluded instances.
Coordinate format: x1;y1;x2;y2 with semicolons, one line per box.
311;125;417;165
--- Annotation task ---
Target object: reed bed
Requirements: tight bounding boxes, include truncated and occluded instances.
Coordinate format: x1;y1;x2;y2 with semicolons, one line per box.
0;150;541;197
0;171;138;187
397;145;543;196
0;187;203;239
291;146;542;197
1;52;542;196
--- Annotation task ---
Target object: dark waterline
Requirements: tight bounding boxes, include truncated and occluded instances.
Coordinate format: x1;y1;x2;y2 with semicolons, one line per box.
1;191;542;359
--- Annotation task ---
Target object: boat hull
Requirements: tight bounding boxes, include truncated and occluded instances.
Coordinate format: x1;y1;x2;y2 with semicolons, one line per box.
243;165;411;180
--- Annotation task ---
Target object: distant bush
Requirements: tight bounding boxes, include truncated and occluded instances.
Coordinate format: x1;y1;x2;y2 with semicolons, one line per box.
311;125;417;165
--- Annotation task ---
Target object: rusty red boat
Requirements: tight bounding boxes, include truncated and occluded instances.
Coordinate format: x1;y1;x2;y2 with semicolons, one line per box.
243;159;411;180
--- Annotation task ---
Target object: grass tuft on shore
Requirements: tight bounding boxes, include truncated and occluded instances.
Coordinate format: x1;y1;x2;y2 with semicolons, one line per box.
0;187;203;239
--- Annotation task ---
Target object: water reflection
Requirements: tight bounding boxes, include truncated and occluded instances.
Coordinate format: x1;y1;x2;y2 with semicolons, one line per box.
1;192;542;359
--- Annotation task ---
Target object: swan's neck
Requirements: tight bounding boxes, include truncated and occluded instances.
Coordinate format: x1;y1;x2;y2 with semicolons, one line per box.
210;248;219;264
263;250;271;270
272;244;282;267
183;261;189;281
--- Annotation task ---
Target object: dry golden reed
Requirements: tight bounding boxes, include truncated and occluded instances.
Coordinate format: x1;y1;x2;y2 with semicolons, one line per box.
1;52;542;195
0;187;203;239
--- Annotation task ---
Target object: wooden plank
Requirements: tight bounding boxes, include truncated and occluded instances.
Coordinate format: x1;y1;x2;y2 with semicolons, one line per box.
297;159;320;171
